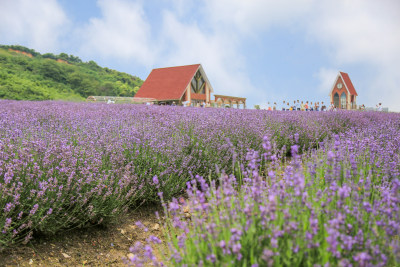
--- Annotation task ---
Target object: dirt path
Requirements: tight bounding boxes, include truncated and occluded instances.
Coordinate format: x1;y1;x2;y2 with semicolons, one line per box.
0;205;164;267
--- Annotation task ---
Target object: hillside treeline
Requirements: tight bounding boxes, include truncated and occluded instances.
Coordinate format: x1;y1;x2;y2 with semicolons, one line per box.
0;45;143;101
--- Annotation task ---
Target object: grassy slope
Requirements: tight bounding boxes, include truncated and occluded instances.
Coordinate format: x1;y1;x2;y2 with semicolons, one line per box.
0;45;143;101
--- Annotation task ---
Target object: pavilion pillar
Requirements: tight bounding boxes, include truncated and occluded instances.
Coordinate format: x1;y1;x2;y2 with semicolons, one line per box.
205;84;210;103
186;84;191;104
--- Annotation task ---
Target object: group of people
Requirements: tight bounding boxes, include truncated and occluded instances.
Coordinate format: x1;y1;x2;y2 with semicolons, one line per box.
267;100;330;111
267;101;384;112
181;101;210;107
145;101;211;107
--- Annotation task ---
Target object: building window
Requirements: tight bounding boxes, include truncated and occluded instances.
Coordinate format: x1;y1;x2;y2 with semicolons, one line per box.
341;93;347;109
191;71;206;94
334;93;339;108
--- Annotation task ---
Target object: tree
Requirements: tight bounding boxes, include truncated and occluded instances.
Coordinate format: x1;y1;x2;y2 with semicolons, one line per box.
0;46;143;100
58;53;69;61
87;60;101;71
42;53;57;60
37;60;66;83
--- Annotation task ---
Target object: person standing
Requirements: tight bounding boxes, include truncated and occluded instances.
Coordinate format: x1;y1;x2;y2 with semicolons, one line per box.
333;102;337;111
282;100;286;111
376;103;382;111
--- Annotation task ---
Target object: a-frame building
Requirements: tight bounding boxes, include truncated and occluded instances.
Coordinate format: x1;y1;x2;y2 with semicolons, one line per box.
135;64;213;106
329;71;358;110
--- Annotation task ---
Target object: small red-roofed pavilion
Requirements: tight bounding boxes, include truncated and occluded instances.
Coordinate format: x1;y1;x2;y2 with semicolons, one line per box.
135;64;213;106
329;71;358;110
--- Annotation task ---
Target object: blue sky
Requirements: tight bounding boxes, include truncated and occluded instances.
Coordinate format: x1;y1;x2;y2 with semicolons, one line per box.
1;0;399;111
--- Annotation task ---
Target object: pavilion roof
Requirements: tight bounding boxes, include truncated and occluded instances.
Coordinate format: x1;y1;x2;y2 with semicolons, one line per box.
214;94;246;100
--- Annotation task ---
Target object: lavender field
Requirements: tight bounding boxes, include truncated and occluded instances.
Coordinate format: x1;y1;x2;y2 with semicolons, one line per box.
1;100;399;266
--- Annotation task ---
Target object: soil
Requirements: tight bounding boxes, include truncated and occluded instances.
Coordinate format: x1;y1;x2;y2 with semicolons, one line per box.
0;205;164;267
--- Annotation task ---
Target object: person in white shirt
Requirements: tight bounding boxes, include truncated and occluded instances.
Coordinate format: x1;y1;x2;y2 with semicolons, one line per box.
376;103;382;111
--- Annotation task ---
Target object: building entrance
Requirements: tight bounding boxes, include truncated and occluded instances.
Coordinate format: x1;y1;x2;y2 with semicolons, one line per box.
334;93;339;108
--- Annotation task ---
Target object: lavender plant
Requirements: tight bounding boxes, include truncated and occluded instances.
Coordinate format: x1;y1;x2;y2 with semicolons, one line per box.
128;117;400;266
1;100;398;259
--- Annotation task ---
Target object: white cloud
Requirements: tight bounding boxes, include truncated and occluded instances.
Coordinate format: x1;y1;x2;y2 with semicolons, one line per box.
203;0;400;67
204;0;314;35
367;68;400;111
315;68;338;95
308;0;400;66
78;0;156;66
0;0;68;52
158;10;264;103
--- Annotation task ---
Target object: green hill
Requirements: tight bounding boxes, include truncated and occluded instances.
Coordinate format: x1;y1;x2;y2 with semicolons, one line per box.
0;45;143;101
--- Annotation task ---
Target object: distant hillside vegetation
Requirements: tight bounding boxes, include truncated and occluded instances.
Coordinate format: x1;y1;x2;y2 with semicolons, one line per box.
0;45;143;101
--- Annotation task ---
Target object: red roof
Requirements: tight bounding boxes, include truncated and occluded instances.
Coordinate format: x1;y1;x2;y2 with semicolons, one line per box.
340;72;358;96
135;64;200;101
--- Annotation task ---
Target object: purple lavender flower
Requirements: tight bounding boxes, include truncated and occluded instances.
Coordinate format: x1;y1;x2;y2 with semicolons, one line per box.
294;133;299;143
135;221;148;232
152;175;159;185
2;218;12;233
232;242;241;254
29;204;39;216
362;202;372;213
3;202;13;213
169;201;180;212
353;252;372;265
206;254;216;263
261;249;274;262
338;185;351;199
291;145;299;156
262;136;272;151
147;235;162;244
